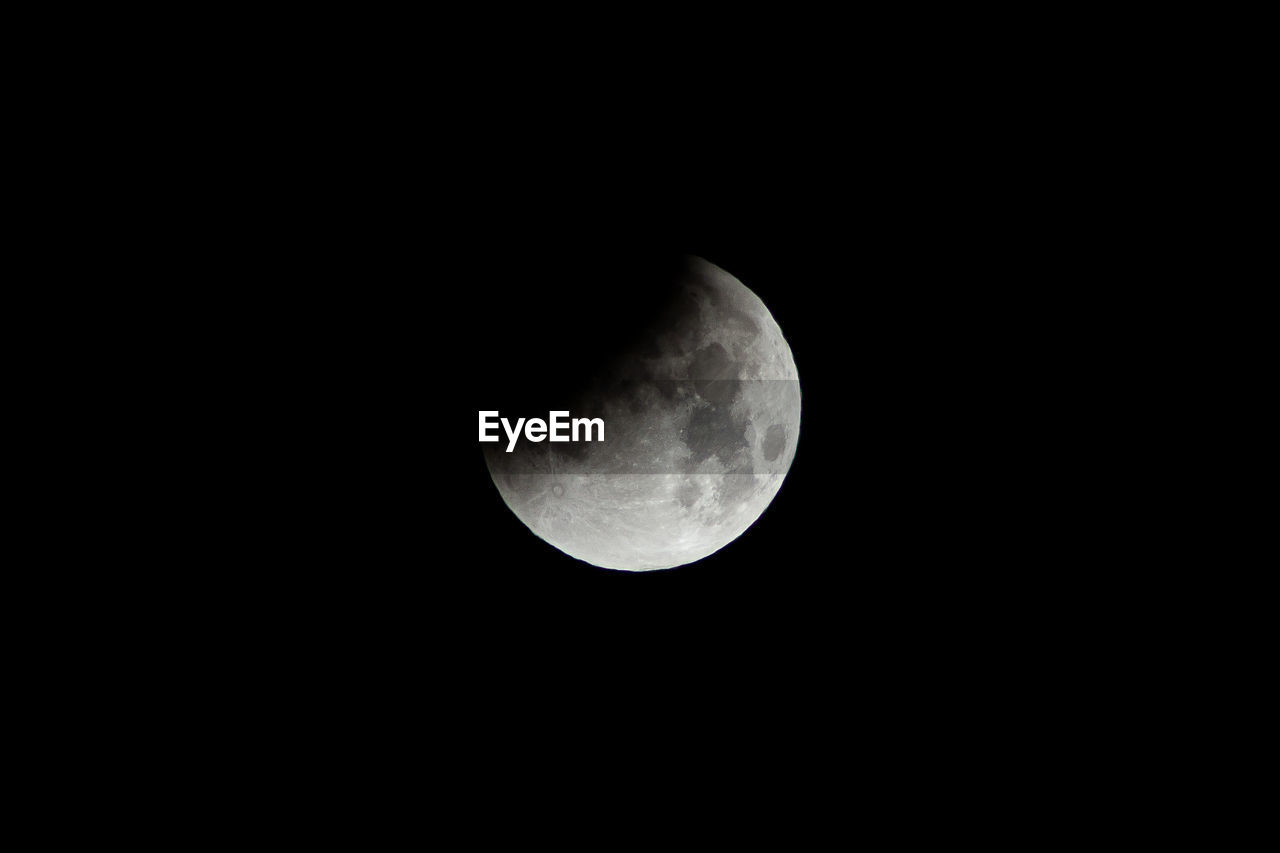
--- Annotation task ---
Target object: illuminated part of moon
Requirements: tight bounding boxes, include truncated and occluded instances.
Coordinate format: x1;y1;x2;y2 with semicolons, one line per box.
483;256;801;571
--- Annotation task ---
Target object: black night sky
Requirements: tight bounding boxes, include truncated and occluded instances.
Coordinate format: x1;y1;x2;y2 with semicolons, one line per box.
237;123;1056;743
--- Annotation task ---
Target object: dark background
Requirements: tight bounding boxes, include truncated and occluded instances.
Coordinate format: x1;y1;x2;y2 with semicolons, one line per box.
68;20;1165;820
200;86;1075;755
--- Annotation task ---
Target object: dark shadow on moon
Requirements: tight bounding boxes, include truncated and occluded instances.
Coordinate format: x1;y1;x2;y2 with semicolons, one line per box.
684;403;750;468
762;424;787;462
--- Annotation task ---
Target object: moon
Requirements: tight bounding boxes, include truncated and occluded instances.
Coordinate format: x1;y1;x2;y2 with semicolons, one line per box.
484;255;801;571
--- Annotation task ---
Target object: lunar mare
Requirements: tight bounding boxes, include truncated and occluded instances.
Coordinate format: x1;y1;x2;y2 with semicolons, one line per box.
484;256;801;571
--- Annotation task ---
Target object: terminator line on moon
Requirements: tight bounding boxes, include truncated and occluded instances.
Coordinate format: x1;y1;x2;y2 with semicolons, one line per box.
483;256;801;571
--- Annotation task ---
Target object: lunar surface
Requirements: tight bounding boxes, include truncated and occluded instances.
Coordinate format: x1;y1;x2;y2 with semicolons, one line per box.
484;256;801;571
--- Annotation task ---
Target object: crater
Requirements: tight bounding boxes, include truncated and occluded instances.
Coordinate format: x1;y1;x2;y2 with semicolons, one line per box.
762;424;787;462
552;483;564;498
